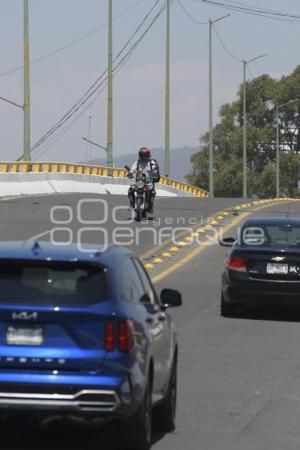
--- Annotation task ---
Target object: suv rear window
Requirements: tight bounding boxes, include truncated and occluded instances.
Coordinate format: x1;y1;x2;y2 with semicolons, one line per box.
0;261;108;306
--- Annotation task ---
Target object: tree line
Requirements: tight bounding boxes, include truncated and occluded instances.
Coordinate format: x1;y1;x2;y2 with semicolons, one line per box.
187;66;300;197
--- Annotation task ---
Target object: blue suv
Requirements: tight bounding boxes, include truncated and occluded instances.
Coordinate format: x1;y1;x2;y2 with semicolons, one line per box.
0;242;182;450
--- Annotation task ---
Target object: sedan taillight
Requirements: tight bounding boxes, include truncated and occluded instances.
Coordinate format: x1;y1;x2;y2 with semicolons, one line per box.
227;255;247;272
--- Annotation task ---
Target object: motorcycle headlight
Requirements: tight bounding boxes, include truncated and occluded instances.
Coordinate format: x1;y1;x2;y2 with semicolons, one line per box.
136;180;144;189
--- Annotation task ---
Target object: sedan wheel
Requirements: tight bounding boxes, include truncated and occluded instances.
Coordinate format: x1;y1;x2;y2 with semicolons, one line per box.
220;294;237;317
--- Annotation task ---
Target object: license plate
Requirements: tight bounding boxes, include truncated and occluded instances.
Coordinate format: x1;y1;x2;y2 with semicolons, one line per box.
6;326;43;346
267;263;289;275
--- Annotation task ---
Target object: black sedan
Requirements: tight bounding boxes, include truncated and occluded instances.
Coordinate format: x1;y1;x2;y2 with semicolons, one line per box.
220;217;300;316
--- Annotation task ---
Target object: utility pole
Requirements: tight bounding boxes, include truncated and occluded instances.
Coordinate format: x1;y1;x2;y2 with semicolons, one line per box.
164;0;170;177
276;104;279;197
242;54;266;199
23;0;31;161
243;60;247;199
208;14;229;197
107;0;113;169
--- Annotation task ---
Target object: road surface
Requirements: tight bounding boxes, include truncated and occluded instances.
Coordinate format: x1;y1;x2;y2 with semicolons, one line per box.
1;195;300;450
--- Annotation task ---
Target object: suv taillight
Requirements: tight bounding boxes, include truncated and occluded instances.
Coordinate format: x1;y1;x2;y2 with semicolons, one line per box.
227;255;247;272
104;321;115;352
105;320;134;352
118;320;134;352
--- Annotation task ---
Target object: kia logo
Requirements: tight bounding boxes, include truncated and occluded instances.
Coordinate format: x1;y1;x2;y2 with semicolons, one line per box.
12;312;38;321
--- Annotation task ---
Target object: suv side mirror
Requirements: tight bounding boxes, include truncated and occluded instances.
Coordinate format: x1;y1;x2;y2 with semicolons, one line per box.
140;294;151;304
219;237;235;247
160;289;182;308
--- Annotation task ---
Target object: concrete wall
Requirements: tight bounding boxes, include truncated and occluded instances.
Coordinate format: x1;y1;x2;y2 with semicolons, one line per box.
0;172;195;198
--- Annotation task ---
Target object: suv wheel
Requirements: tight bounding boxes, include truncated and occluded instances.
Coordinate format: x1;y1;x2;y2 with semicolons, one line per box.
120;379;152;450
153;355;177;432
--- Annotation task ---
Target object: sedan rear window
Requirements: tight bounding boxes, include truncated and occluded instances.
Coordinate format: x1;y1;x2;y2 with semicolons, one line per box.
242;224;300;247
0;261;108;306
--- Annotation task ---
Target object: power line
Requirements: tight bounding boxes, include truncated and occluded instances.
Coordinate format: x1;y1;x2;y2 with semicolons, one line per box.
27;0;163;157
223;0;295;16
177;0;208;25
30;1;167;159
0;0;147;79
34;53;130;161
212;24;242;62
33;85;107;160
194;0;300;23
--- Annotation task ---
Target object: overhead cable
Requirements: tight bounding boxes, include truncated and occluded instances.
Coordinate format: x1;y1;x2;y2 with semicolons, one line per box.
0;0;148;79
30;0;167;159
177;0;208;25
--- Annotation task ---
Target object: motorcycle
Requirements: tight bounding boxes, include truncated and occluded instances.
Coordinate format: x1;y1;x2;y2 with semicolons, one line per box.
125;165;152;222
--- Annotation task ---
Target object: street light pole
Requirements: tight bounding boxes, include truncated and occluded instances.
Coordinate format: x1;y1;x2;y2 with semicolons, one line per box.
164;0;170;177
243;60;247;199
208;14;229;198
276;99;298;197
242;54;267;199
209;19;213;196
276;104;279;197
23;0;31;161
107;0;113;169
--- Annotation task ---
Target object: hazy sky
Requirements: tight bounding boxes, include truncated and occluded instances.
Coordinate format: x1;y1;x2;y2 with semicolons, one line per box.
0;0;300;169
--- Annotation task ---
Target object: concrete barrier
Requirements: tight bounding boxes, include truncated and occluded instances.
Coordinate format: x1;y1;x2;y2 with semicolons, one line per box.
0;161;208;198
0;172;196;198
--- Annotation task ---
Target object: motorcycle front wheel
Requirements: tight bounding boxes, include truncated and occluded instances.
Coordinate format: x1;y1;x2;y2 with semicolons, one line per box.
136;197;143;222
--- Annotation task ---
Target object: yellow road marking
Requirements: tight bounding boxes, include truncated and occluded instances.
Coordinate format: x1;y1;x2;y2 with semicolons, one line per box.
153;257;164;264
152;213;247;284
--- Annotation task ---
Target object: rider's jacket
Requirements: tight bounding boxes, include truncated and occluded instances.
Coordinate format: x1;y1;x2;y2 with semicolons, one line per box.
130;158;160;183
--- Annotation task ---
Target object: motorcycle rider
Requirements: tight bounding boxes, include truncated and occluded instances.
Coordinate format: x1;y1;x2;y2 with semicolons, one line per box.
127;147;160;214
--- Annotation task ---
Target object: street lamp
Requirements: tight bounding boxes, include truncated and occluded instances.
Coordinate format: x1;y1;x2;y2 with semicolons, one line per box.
1;1;31;162
208;14;230;198
242;54;267;199
82;138;108;155
0;96;23;110
276;99;298;197
0;96;24;162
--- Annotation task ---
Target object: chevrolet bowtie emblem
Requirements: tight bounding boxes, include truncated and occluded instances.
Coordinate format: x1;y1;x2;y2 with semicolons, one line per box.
272;256;286;262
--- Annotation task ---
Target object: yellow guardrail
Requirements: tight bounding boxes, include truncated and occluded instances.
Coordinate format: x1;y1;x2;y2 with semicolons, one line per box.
0;161;208;198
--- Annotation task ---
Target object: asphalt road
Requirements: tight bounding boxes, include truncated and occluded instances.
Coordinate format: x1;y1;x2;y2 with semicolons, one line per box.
2;195;300;449
0;193;242;255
